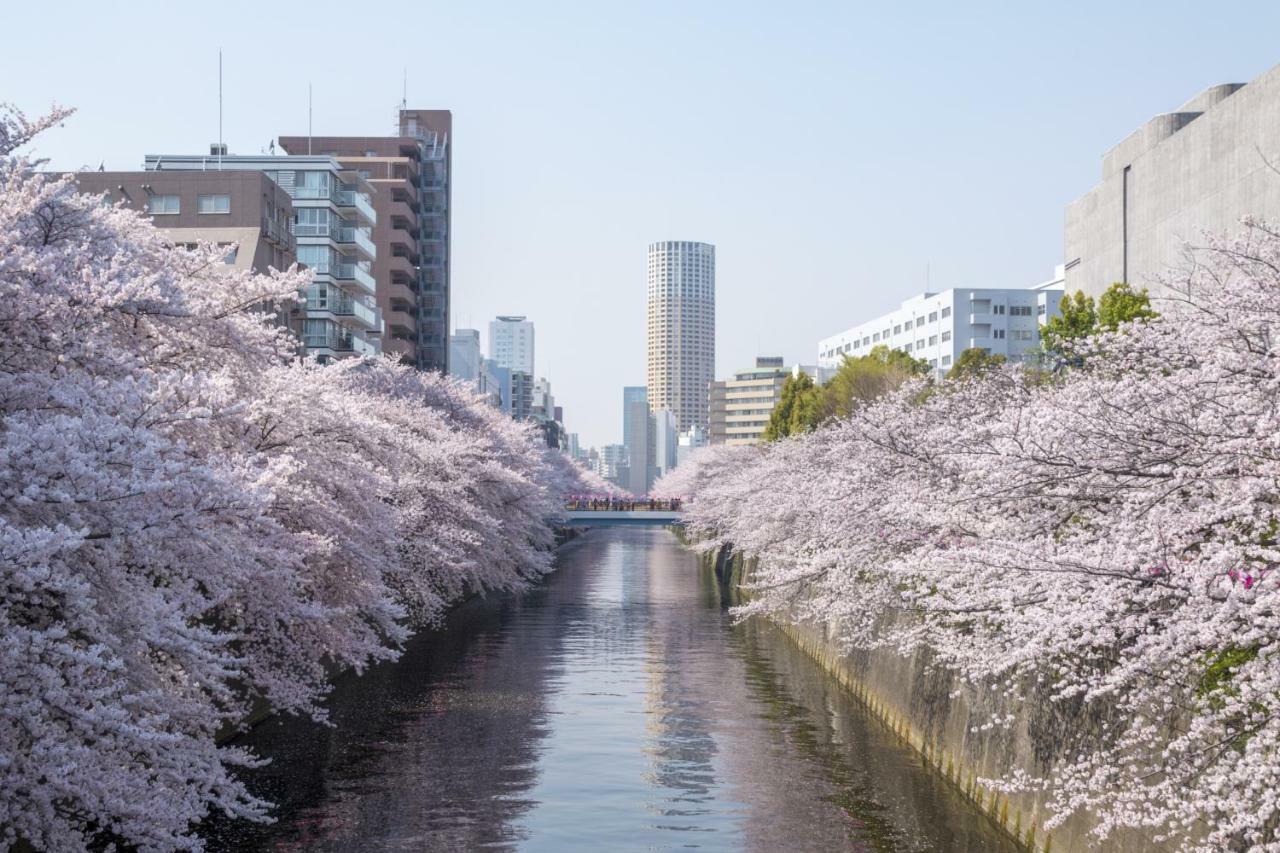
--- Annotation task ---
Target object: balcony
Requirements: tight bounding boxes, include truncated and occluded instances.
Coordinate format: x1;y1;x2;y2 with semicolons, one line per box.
336;189;377;226
389;200;418;225
305;290;379;330
969;312;989;324
333;262;377;296
387;308;416;334
262;217;295;252
304;326;354;353
389;254;417;281
353;227;376;260
388;282;417;306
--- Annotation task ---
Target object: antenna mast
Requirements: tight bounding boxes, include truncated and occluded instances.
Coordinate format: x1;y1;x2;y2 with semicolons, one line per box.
218;49;223;170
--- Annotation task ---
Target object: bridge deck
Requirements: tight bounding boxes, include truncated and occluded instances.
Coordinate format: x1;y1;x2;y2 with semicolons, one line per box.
562;510;682;526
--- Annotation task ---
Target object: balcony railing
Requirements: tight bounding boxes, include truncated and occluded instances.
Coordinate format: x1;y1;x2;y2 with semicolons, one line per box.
353;227;376;259
304;326;354;352
336;188;378;225
262;217;295;252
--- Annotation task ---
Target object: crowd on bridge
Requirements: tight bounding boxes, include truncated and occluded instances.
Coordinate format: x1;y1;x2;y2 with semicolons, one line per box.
564;496;683;512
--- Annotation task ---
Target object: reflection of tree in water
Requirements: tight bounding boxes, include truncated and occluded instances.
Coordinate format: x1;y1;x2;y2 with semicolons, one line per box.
723;616;1020;853
203;535;611;853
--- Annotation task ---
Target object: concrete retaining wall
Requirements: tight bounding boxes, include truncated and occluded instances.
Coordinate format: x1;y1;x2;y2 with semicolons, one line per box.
701;544;1171;853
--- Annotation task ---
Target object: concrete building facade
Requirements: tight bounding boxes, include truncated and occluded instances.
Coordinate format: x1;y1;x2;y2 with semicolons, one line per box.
71;170;296;277
624;398;654;496
489;315;535;376
144;152;380;362
817;271;1065;378
1065;66;1280;298
448;329;482;382
646;241;715;433
280;112;451;372
653;410;677;480
709;357;833;446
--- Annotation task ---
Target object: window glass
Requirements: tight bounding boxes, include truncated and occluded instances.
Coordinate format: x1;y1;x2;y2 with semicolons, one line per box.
149;194;180;214
197;194;230;214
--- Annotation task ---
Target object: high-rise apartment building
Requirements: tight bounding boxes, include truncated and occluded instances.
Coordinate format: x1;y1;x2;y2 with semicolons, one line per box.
279;108;451;371
646;241;715;433
817;271;1065;377
489;315;535;375
144;153;380;362
1065;65;1280;298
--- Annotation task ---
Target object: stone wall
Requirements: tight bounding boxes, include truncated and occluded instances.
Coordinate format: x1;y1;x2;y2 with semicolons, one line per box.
701;544;1173;853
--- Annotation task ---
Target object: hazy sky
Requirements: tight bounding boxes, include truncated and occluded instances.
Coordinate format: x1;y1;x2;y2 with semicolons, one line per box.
9;1;1280;448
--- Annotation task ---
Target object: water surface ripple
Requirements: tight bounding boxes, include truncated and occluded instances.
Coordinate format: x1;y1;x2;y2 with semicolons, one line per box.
205;528;1015;852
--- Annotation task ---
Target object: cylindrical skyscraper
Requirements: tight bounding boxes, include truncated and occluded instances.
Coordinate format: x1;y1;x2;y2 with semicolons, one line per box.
646;240;715;433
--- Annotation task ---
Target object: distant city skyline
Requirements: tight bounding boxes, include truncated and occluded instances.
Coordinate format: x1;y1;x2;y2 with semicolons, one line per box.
10;1;1280;447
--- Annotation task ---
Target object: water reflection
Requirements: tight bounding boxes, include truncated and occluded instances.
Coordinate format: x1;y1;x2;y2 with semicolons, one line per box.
205;528;1015;852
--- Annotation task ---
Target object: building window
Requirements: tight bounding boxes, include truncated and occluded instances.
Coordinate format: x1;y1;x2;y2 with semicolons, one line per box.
197;194;230;214
1011;305;1033;316
915;317;925;328
148;194;180;215
1037;304;1047;316
928;335;938;345
941;331;951;342
994;304;1006;315
942;355;952;366
893;324;902;335
941;306;951;318
928;311;937;322
872;332;880;342
994;329;1006;339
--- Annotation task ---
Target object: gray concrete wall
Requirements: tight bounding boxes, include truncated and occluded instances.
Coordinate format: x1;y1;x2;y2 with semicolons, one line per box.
703;544;1175;853
1066;65;1280;299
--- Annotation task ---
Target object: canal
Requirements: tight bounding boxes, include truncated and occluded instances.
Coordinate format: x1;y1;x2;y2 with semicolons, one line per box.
205;527;1016;852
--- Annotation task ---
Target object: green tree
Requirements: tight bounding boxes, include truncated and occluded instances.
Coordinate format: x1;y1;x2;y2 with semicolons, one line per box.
821;345;930;420
1042;290;1098;355
1097;282;1157;330
764;372;822;441
946;347;1007;381
1043;283;1157;358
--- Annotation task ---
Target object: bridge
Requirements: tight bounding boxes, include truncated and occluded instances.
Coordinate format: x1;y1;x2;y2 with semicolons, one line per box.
561;509;683;526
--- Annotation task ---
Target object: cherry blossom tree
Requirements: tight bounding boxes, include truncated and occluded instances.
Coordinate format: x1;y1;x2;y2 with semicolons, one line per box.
677;220;1280;851
0;106;598;852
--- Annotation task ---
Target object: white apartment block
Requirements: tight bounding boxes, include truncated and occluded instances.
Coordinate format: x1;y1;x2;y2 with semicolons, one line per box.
145;153;380;362
647;241;715;433
489;315;535;375
817;268;1065;376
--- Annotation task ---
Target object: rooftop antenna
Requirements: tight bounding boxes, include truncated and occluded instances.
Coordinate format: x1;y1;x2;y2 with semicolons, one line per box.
402;67;408;110
217;49;223;170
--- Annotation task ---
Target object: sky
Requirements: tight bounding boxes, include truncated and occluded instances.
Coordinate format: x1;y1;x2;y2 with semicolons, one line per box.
9;0;1280;449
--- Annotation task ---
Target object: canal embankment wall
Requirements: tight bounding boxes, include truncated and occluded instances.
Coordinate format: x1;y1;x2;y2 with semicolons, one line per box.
698;542;1172;853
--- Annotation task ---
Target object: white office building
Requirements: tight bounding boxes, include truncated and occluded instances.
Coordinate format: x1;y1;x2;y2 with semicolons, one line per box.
817;268;1065;377
647;241;715;433
489;315;535;375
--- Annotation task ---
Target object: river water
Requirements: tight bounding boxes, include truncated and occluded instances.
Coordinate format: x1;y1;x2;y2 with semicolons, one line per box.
205;528;1016;852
